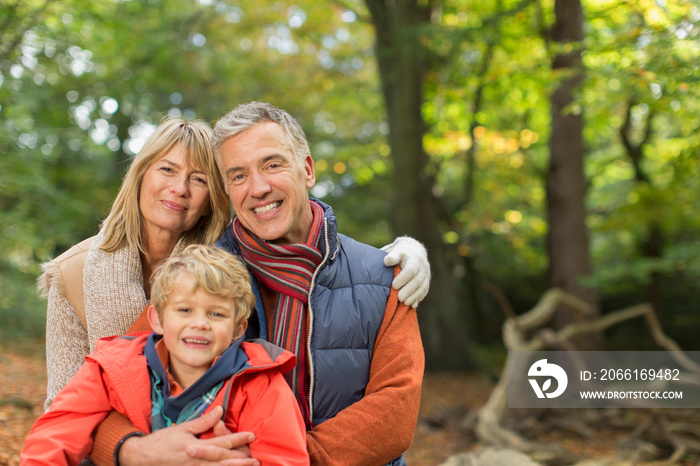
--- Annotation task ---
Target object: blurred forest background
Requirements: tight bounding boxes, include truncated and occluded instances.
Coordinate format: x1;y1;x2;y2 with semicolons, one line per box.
1;0;699;372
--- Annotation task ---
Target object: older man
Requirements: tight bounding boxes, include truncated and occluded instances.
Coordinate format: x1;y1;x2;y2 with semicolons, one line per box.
212;102;425;465
90;103;426;466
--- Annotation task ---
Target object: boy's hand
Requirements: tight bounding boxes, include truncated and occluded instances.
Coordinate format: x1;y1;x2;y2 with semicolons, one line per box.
186;414;254;464
119;406;258;465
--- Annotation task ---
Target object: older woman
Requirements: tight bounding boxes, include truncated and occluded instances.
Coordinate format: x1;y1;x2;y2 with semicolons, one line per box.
38;118;231;408
39;117;430;413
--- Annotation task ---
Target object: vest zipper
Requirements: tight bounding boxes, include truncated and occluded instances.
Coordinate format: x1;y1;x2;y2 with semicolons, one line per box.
307;217;332;424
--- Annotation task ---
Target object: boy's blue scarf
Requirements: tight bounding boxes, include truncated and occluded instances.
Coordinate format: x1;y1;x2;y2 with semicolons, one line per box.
144;333;249;431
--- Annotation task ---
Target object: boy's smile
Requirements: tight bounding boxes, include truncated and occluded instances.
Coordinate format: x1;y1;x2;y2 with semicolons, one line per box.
148;273;246;389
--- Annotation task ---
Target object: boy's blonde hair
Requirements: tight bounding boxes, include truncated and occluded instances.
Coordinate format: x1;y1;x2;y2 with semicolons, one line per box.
151;245;254;327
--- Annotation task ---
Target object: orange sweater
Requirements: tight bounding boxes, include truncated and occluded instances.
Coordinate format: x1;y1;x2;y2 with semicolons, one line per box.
90;270;424;466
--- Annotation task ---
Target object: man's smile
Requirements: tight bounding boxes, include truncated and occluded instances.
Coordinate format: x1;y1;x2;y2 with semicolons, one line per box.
253;201;281;215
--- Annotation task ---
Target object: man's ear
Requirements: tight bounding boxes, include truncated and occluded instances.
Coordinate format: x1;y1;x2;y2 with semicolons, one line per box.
147;304;164;335
233;320;248;341
304;155;316;189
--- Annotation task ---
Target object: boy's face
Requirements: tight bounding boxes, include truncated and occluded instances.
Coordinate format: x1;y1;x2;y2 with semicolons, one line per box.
148;273;246;388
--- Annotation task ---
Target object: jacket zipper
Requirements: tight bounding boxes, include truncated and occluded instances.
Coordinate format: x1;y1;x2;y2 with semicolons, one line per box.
306;217;332;424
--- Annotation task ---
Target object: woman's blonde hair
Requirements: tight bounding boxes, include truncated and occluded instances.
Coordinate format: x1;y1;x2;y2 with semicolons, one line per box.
151;244;255;327
100;118;230;253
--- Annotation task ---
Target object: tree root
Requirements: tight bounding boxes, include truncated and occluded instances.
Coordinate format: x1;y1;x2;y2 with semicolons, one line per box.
471;287;700;464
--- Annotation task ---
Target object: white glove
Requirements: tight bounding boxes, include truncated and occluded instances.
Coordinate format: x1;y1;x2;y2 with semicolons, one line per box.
382;236;431;308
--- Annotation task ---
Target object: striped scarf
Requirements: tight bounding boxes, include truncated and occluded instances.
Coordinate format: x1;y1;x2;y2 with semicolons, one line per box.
233;200;325;426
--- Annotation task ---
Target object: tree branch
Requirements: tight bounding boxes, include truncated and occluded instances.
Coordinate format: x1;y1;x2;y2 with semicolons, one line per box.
0;0;53;62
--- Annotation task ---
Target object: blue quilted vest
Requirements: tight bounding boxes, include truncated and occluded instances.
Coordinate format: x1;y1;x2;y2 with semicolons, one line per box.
217;200;406;466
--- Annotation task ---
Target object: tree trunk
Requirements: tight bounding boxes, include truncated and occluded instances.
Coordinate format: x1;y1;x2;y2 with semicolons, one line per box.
546;0;600;333
365;0;475;370
620;103;663;312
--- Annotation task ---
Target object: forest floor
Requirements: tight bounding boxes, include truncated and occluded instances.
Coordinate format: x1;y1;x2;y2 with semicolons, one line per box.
1;348;698;465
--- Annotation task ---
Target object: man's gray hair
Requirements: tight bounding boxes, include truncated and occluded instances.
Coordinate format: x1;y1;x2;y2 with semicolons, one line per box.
213;101;310;167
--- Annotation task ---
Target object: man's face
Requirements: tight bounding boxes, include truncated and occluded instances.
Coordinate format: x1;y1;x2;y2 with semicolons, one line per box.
219;122;316;245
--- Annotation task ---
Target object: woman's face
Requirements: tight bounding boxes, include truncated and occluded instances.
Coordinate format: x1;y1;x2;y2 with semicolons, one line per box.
139;144;211;243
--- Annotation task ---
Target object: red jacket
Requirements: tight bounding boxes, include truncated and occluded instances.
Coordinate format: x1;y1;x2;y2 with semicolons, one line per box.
21;333;309;466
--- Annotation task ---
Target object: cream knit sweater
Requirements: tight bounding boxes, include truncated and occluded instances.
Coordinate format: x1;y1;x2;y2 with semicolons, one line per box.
39;230;153;409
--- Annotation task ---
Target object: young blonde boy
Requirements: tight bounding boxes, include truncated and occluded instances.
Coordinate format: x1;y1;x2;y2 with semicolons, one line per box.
22;245;309;466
